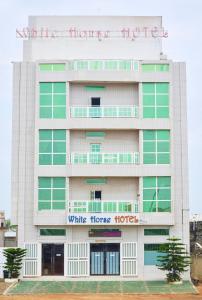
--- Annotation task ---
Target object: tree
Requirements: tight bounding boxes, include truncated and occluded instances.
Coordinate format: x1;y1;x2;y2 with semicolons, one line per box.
156;237;191;283
3;248;27;278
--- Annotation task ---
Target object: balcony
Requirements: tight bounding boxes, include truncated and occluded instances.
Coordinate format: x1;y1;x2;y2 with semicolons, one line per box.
70;106;138;118
70;152;140;164
67;200;138;213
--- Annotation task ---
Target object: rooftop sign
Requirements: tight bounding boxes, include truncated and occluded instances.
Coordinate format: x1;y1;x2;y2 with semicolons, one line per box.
16;26;168;41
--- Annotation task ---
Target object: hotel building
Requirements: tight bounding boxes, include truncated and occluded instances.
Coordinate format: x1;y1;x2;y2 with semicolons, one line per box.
11;16;189;280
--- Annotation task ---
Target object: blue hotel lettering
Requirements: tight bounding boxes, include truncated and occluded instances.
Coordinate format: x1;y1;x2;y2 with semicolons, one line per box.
68;215;87;223
68;215;111;224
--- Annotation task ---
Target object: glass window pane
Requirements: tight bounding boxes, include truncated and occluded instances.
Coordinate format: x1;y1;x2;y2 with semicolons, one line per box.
143;153;156;164
40;228;66;236
157;141;170;152
142;64;155;72
39;142;52;153
39;154;52;165
144;141;156;152
40;107;52;118
142;83;155;93
53;130;66;140
156;107;169;118
156;131;170;140
156;95;169;105
52;178;65;188
143;130;156;140
158;189;171;200
53;154;66;165
156;64;169;72
156;83;169;93
52;189;65;200
143;189;157;200
53;82;66;93
143;177;156;188
39;130;52;140
52;64;65;71
157;177;171;187
40;95;52;105
38;177;51;188
157;153;170;164
143;107;155;118
52;202;66;209
53;107;66;118
144;250;159;265
158;201;171;212
39;64;52;71
53;141;66;153
40;83;52;93
53;95;66;105
38;202;51;210
144;229;169;236
143;95;155;105
38;189;51;200
143;201;157;212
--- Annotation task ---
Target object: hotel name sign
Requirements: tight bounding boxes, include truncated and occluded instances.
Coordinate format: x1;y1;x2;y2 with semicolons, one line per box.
16;26;168;41
67;214;139;225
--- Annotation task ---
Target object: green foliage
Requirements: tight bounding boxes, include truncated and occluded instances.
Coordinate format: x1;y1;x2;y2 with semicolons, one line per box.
157;237;191;282
3;248;27;278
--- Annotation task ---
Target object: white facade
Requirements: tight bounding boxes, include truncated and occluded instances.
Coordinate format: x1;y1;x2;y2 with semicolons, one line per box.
11;16;189;280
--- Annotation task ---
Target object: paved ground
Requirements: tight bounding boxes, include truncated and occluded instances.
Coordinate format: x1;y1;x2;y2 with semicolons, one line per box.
5;280;198;294
0;281;200;300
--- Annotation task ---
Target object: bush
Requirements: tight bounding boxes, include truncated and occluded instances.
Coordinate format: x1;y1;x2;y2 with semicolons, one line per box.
3;248;27;278
156;237;191;283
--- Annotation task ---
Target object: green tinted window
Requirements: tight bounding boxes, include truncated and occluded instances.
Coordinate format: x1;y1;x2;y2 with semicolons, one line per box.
143;176;171;213
142;83;169;119
40;229;66;236
39;130;66;165
86;178;107;184
144;229;169;236
39;82;66;119
142;64;169;72
38;177;66;211
143;130;170;164
39;64;65;71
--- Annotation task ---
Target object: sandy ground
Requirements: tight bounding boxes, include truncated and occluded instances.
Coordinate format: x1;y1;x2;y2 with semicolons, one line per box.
0;284;201;300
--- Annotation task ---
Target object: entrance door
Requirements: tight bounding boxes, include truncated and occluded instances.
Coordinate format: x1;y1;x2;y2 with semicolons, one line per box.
90;243;120;275
42;244;64;276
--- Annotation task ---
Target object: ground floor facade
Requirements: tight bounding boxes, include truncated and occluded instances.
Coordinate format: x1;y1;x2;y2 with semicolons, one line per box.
21;225;182;280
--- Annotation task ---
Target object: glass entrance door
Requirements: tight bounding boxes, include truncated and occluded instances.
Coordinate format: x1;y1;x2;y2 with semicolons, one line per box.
90;243;120;275
42;244;64;275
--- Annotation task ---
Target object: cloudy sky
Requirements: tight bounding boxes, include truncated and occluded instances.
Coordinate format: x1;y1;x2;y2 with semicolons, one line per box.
0;0;201;217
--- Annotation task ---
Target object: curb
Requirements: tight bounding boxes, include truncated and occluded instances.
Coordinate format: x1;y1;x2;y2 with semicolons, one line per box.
3;281;19;295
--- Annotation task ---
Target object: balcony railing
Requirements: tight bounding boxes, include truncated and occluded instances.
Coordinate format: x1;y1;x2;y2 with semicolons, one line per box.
71;152;140;164
67;60;139;71
70;106;138;118
68;200;138;213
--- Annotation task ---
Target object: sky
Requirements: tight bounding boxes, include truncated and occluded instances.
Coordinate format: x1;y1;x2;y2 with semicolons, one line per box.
0;0;202;218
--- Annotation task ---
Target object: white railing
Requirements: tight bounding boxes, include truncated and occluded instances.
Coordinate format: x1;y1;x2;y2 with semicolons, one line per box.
71;152;140;164
70;105;138;118
67;60;139;71
68;200;138;213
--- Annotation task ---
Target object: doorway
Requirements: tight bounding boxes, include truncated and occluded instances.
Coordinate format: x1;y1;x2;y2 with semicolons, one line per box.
90;243;120;275
42;244;64;276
